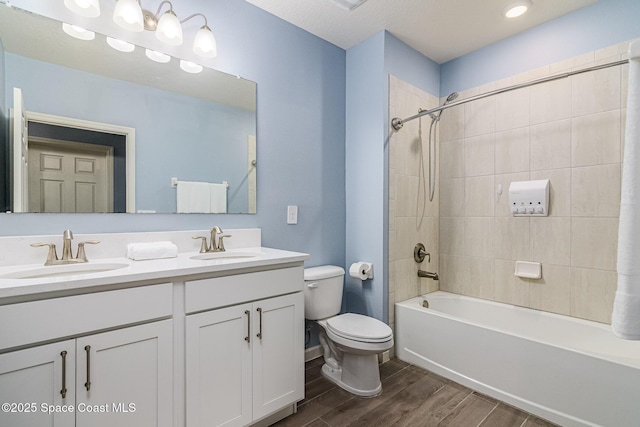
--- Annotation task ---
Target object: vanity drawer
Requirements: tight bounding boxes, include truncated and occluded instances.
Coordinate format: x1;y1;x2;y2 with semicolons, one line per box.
185;266;303;313
0;283;173;351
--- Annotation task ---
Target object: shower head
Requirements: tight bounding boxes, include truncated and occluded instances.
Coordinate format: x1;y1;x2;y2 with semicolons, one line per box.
444;91;459;105
435;92;459;120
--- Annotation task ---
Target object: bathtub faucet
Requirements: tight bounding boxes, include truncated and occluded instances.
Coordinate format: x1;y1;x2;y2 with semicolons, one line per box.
418;270;439;280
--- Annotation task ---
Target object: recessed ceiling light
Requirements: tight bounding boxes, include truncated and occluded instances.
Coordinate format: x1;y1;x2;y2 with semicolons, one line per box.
504;0;532;18
329;0;368;12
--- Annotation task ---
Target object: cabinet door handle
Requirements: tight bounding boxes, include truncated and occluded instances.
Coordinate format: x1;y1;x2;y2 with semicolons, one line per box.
60;351;68;399
244;310;250;343
256;307;263;339
84;345;91;391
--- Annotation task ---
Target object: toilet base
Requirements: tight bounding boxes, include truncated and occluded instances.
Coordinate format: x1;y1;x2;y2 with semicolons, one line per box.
320;353;382;397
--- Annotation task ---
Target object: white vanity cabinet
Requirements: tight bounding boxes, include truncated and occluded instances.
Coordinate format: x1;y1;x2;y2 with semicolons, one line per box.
184;267;304;427
0;284;174;427
0;340;76;427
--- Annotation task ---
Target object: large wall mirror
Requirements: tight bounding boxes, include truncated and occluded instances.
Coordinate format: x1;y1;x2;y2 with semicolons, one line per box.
0;5;257;214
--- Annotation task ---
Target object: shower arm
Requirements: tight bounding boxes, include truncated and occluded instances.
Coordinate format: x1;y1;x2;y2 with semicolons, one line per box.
391;58;629;131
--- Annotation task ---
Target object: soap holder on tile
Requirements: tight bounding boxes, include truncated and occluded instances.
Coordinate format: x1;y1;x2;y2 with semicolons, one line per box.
514;261;542;279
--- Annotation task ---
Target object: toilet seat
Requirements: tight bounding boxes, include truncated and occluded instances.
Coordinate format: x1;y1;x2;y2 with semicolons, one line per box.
326;313;393;343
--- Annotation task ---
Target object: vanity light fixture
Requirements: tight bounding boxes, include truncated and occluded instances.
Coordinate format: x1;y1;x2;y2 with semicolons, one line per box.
503;0;532;18
62;23;96;40
111;0;218;57
180;59;203;74
113;0;145;31
145;48;171;63
64;0;101;18
106;36;135;52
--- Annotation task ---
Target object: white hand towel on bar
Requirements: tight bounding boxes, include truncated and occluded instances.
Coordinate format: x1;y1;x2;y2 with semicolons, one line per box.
613;38;640;340
127;241;178;261
210;183;228;213
177;181;211;213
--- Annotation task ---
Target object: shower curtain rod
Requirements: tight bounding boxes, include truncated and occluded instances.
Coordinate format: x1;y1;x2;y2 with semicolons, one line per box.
391;58;630;131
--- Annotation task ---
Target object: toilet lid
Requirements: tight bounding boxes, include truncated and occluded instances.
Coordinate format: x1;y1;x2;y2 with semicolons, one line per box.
326;313;393;342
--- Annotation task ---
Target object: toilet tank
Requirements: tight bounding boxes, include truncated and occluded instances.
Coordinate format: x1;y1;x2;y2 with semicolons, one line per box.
303;265;345;320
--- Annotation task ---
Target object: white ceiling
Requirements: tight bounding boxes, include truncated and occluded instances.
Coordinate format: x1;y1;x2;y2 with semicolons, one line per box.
246;0;599;63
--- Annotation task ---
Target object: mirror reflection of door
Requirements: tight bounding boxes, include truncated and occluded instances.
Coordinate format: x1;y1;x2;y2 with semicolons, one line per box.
10;87;134;213
28;138;114;213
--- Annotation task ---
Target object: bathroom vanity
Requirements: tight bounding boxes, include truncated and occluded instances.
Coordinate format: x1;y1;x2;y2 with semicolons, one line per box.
0;229;308;427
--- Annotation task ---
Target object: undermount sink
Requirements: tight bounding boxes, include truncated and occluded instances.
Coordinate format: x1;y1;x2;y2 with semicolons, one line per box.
0;262;130;280
190;251;263;261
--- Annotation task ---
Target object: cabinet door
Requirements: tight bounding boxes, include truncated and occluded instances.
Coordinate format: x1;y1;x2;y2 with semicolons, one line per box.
252;292;304;420
186;303;252;427
0;340;75;427
75;320;172;427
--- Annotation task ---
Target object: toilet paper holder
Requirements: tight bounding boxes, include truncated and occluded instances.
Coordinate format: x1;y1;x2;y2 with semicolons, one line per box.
349;262;374;280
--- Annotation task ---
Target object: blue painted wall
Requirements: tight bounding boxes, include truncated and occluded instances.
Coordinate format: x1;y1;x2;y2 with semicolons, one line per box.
441;0;640;96
0;0;346;270
344;31;439;322
345;32;385;319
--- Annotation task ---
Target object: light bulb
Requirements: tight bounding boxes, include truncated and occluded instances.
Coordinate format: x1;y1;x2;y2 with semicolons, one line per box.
193;25;217;58
64;0;100;18
180;60;203;74
145;49;171;63
156;11;183;46
503;0;532;18
62;23;95;41
113;0;144;32
106;37;135;53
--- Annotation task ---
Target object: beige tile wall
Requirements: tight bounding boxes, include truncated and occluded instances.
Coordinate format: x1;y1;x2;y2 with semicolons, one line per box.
437;41;630;324
388;75;440;346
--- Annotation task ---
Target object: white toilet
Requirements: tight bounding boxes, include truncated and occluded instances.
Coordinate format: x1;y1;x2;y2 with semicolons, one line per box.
304;265;393;397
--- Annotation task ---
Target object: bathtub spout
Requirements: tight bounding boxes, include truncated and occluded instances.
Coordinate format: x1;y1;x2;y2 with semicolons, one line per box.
418;270;439;280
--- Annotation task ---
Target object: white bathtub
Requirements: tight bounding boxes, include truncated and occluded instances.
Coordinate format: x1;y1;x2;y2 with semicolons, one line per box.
395;291;640;427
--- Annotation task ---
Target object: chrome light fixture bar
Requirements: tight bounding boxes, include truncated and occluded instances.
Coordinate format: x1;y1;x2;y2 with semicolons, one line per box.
64;0;217;58
112;0;217;57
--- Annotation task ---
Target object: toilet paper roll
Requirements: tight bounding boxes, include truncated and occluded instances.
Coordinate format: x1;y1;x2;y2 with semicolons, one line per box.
349;262;373;280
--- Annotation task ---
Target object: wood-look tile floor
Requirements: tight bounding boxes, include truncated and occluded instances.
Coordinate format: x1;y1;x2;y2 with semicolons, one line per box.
274;357;558;427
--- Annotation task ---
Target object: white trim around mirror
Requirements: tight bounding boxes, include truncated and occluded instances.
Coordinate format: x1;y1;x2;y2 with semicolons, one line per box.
25;111;136;213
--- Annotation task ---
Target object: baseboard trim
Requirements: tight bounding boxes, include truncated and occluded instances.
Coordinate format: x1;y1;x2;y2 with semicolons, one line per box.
305;345;322;362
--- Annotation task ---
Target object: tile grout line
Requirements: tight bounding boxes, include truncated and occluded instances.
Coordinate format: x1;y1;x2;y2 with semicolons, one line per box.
475;403;499;427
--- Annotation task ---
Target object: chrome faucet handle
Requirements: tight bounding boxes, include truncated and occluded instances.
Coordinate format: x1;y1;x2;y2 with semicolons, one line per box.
217;234;232;252
76;241;100;262
31;242;59;266
210;226;223;251
61;229;74;261
193;236;210;253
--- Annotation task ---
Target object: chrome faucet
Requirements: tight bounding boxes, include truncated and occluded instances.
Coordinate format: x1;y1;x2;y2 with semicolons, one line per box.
193;226;232;253
414;243;438;280
31;230;100;266
418;270;439;280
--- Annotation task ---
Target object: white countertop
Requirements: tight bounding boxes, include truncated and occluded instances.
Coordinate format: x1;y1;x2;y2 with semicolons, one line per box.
0;247;309;301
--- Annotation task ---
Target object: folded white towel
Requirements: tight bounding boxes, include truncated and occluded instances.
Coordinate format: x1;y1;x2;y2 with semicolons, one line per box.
210;183;228;214
127;241;178;261
177;181;212;213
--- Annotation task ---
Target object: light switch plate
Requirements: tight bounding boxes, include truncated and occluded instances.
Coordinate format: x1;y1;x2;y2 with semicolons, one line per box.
287;205;298;224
